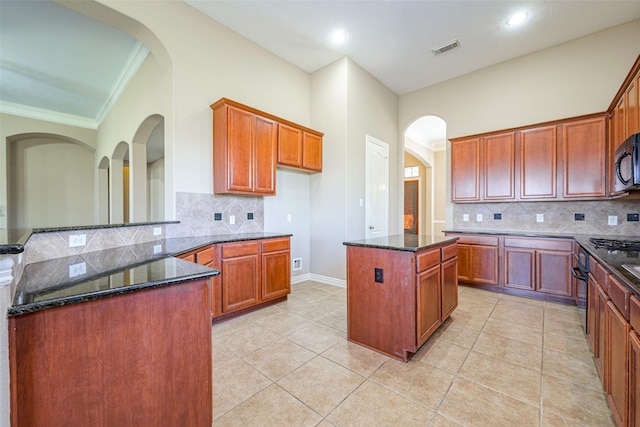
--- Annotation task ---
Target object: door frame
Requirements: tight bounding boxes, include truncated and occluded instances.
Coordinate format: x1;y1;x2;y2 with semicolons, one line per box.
365;135;389;239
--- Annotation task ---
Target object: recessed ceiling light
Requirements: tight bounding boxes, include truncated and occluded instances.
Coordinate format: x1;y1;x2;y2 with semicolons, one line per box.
331;30;347;44
507;11;528;27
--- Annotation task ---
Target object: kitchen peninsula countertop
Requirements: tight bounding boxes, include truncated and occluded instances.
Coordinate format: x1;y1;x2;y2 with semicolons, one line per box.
446;229;640;294
9;232;291;316
343;234;458;252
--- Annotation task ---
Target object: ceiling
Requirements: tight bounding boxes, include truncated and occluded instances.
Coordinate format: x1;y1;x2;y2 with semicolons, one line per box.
1;0;639;146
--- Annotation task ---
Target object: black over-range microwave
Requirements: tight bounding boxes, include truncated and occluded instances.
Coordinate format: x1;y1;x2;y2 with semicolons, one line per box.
614;132;640;192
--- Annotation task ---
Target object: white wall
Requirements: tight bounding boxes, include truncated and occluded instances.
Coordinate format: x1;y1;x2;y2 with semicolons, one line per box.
400;20;640;140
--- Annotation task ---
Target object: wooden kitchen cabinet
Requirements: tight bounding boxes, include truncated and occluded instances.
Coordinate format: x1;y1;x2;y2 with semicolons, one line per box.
561;116;607;199
261;238;291;301
212;99;277;195
520;125;557;199
452;234;498;286
503;237;573;297
629;329;640;427
607;299;630;427
220;241;260;313
178;245;217;314
345;240;458;361
451;137;480;202
451;132;515;203
277;123;323;172
597;282;610;382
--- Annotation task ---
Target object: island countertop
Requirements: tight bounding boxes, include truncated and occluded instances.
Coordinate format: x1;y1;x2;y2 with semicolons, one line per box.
9;232;291;316
343;234;458;252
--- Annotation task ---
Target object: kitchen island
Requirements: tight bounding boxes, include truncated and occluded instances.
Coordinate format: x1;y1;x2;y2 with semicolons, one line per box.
344;234;458;362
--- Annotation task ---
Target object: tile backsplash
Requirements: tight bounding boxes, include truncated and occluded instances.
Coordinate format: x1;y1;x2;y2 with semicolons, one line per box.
452;200;640;236
168;192;264;238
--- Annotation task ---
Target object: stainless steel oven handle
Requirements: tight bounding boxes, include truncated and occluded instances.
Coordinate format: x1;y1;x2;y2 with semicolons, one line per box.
571;267;587;281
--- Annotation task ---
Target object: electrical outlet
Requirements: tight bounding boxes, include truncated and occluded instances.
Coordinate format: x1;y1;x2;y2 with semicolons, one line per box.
229;215;235;225
608;215;618;226
575;213;585;221
463;214;469;222
374;268;384;283
494;213;502;220
476;214;483;222
153;227;162;236
68;262;86;278
536;214;544;223
287;214;292;222
292;258;302;271
247;213;254;220
628;213;640;222
69;234;86;248
214;213;222;221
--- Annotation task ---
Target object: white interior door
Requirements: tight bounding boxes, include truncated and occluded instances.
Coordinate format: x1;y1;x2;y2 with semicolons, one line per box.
365;135;389;239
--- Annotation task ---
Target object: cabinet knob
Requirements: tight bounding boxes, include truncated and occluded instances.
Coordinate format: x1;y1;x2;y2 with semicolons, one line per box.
368;226;374;230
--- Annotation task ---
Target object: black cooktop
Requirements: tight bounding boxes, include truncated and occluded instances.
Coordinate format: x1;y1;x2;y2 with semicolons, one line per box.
589;238;640;252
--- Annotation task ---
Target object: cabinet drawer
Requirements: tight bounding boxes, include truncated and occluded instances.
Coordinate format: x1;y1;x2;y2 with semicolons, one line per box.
196;246;214;265
504;238;572;251
416;248;440;273
630;296;640;332
591;258;608;292
441;243;457;262
261;238;290;253
222;242;259;258
453;235;499;246
608;275;631;320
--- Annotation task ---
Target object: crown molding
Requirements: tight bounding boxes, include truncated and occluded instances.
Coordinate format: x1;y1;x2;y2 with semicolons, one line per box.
0;100;98;129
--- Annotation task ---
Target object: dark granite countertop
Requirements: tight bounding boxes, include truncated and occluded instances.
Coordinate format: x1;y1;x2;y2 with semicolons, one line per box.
445;229;640;296
343;234;458;252
8;232;291;317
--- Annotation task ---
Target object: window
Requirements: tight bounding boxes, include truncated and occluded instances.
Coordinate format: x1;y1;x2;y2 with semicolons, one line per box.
404;166;419;178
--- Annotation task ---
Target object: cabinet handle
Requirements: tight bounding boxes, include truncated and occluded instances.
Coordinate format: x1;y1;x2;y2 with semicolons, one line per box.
368;226;374;230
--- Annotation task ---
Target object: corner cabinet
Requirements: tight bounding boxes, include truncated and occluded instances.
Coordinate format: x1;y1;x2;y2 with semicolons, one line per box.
212;99;277;195
211;98;323;196
346;239;458;362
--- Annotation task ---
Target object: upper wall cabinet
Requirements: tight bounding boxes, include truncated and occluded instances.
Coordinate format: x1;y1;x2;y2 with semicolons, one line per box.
212;99;277;195
211;98;324;196
277;123;323;172
451;114;607;203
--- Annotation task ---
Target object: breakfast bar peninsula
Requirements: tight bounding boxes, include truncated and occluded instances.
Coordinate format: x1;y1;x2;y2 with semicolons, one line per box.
344;234;458;362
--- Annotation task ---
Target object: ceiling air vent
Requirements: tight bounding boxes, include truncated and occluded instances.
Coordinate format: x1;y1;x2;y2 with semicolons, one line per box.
432;39;461;56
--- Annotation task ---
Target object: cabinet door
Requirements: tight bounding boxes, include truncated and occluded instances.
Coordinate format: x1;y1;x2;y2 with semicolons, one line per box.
252;115;277;194
302;132;323;171
456;244;472;282
628;74;639;136
629;330;640;427
562;117;607;199
441;257;458;320
536;250;572;297
587;273;598;352
470;245;499;285
607;301;629;427
221;254;259;313
484;132;516;200
504;248;535;290
520;125;557;199
596;283;609;384
451;138;480;202
226;106;254;192
262;250;290;301
416;264;442;347
277;123;303;168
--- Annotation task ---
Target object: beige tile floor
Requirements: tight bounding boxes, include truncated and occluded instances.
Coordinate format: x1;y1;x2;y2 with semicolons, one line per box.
212;281;616;426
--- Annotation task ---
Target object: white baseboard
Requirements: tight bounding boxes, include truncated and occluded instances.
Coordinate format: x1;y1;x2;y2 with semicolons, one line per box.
291;273;346;288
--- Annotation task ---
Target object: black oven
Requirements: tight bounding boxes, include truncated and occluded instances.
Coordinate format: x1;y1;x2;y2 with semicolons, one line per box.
571;245;589;333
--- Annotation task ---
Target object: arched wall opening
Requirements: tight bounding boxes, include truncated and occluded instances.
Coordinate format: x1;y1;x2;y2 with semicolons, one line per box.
6;133;95;241
402;115;448;236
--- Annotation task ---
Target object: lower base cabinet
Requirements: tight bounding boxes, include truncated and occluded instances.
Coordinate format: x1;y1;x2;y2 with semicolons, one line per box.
346;241;458;362
630;329;640;427
608;300;630;427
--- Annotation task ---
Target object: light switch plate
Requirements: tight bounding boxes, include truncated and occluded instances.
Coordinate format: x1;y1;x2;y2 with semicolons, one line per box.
536;214;544;223
153;227;162;236
229;215;235;225
608;215;618;226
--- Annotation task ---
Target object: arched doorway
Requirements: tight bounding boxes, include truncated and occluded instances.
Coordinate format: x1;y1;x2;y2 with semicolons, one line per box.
111;141;129;224
130;115;165;222
403;116;447;236
6;133;95;241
